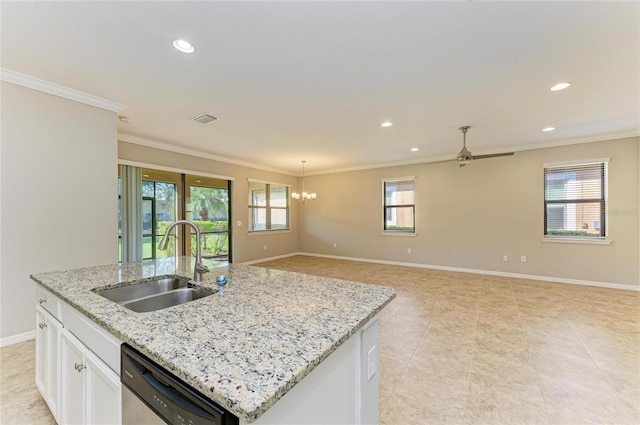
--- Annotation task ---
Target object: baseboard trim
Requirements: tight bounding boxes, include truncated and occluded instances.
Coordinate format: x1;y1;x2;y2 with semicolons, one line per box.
269;252;640;292
241;252;300;265
1;330;35;348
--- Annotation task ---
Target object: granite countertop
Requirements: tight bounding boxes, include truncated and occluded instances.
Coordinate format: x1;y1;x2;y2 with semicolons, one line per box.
31;257;395;422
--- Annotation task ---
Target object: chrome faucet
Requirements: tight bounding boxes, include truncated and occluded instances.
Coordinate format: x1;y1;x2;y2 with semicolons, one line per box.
158;220;209;282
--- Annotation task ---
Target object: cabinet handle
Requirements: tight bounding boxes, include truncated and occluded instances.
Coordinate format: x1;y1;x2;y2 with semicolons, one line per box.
39;299;46;304
38;322;47;329
74;362;86;372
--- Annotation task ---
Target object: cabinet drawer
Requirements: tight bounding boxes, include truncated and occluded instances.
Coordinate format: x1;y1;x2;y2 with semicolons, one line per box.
36;285;62;319
60;301;122;374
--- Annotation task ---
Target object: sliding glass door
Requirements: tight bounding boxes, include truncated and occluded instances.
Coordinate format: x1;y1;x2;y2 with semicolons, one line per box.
119;166;231;264
185;175;230;261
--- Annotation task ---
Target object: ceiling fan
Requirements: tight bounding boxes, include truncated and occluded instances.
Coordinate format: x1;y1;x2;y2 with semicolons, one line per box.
456;126;514;167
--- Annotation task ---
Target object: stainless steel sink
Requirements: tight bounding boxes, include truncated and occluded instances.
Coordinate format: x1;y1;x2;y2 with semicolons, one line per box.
121;286;213;313
94;276;214;312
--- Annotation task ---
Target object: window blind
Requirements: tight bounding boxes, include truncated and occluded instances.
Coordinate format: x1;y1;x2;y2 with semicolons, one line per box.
543;162;606;238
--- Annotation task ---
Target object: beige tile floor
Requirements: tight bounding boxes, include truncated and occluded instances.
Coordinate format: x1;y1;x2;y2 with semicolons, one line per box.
1;339;56;425
256;256;640;425
2;255;638;424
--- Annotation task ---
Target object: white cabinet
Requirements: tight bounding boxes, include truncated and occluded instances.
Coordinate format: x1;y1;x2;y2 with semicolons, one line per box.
35;285;122;425
85;349;122;425
61;330;85;425
61;329;122;425
35;307;48;396
36;305;62;423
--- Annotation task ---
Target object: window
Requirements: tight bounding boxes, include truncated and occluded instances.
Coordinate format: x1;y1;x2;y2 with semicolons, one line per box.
119;166;231;263
544;161;607;239
248;180;290;232
383;177;415;233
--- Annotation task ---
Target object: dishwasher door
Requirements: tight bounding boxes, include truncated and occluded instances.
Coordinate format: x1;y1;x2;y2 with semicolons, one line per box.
121;344;238;425
122;385;166;425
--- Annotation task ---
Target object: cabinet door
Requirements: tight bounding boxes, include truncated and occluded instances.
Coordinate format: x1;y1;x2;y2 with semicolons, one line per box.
61;330;86;425
45;312;62;421
85;350;122;425
35;307;47;397
36;305;62;421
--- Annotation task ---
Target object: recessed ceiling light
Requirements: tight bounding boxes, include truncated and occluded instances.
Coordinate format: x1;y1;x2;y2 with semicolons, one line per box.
550;82;571;91
410;147;419;152
173;39;195;53
543;127;556;132
381;121;393;128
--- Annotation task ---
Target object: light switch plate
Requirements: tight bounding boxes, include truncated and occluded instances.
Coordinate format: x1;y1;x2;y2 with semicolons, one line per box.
367;345;377;381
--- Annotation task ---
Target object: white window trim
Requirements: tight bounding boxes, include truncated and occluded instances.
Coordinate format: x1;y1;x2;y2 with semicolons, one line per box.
119;159;235;181
248;177;291;188
541;237;612;245
381;231;417;237
382;176;416;183
542;157;610;169
248;229;292;236
543;159;610;242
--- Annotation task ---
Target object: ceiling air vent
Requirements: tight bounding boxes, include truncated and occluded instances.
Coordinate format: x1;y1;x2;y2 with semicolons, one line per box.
191;113;218;124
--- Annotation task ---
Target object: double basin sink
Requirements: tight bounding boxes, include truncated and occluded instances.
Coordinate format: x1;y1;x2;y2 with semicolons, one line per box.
94;276;214;313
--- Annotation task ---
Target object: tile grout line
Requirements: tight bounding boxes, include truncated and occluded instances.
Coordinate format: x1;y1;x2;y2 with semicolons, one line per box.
460;281;482;417
566;319;637;419
512;281;554;425
378;304;432;419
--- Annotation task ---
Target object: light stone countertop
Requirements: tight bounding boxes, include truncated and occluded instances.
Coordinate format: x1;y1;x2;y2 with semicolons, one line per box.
30;257;396;422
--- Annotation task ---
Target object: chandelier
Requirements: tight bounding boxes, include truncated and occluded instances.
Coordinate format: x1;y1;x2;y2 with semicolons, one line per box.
291;160;317;203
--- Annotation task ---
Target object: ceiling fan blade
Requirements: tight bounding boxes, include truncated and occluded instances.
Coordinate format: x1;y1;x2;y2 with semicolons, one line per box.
472;152;515;160
454;126;514;167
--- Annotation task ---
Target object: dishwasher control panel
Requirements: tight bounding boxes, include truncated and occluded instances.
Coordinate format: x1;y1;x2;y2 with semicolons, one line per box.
121;344;239;425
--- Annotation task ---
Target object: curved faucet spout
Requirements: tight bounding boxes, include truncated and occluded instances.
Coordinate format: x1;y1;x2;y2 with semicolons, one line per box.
158;220;210;281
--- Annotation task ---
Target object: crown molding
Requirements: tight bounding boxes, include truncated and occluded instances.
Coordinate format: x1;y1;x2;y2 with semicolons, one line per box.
314;130;640;176
0;68;126;113
120;128;640;178
118;133;295;176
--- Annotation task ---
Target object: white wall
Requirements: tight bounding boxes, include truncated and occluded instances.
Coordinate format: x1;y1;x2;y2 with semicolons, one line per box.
298;137;640;287
0;82;118;342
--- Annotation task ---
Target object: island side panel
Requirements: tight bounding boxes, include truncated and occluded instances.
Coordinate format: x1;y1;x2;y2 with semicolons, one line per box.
246;316;380;425
359;318;380;425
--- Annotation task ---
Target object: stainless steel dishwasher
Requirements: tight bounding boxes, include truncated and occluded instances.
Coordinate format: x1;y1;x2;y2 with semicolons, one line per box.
121;344;239;425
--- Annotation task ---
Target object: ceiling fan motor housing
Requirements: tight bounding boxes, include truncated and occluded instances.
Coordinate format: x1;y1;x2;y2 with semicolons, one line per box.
457;146;473;163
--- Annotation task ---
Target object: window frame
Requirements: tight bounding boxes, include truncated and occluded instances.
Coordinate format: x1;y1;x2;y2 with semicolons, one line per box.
382;176;416;235
543;159;609;243
248;179;291;233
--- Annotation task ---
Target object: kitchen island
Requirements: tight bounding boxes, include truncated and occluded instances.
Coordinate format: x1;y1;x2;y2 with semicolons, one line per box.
31;257;395;424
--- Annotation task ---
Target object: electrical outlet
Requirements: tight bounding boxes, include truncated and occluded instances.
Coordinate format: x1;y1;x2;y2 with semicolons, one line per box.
264;245;267;251
367;345;377;381
503;255;508;262
521;255;527;263
333;243;337;248
407;248;412;254
236;220;242;227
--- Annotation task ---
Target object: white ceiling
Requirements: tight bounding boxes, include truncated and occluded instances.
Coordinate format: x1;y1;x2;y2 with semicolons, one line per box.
2;1;638;175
